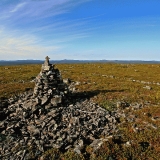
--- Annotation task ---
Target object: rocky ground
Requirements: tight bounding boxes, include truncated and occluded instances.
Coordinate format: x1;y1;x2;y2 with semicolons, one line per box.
0;57;123;160
1;57;159;160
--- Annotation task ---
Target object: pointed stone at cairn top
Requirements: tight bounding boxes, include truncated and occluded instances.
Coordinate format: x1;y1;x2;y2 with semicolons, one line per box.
44;56;50;66
41;56;51;71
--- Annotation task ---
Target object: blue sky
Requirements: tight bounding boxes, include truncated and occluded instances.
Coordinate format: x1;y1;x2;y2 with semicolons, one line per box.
0;0;160;60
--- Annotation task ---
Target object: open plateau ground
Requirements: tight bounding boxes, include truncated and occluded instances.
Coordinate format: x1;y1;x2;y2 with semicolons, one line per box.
0;62;160;159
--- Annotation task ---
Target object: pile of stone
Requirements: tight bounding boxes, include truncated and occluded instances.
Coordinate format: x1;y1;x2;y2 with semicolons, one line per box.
0;57;121;160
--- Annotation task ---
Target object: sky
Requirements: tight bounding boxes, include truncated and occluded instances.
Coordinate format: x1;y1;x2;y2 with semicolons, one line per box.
0;0;160;60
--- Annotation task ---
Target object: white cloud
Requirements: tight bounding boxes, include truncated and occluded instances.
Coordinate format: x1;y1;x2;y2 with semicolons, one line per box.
0;28;60;60
3;0;90;20
10;2;26;13
0;0;93;60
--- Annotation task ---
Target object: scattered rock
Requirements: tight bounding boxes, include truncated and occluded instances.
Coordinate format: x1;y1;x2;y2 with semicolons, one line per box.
116;101;130;109
143;86;152;90
0;57;122;160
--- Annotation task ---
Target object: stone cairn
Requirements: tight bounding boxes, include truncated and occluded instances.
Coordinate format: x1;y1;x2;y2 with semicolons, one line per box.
0;57;121;160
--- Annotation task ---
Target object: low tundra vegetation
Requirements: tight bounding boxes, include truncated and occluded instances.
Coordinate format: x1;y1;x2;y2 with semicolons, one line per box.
0;63;160;159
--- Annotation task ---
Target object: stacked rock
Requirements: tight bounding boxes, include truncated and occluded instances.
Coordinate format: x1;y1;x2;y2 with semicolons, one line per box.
33;56;68;107
0;57;121;160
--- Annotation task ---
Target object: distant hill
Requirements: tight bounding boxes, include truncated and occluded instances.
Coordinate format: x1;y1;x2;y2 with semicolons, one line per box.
0;60;160;66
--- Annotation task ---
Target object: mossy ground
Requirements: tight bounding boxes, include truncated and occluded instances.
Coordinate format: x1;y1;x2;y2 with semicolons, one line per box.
0;63;160;159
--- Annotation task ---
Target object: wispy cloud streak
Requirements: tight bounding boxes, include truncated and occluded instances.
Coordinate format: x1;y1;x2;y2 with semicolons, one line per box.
10;2;26;13
1;0;90;19
0;0;92;59
0;28;60;60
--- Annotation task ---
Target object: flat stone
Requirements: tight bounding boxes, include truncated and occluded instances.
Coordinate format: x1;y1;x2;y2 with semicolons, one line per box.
41;97;48;105
90;139;104;151
42;65;50;71
27;125;40;136
51;96;62;106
